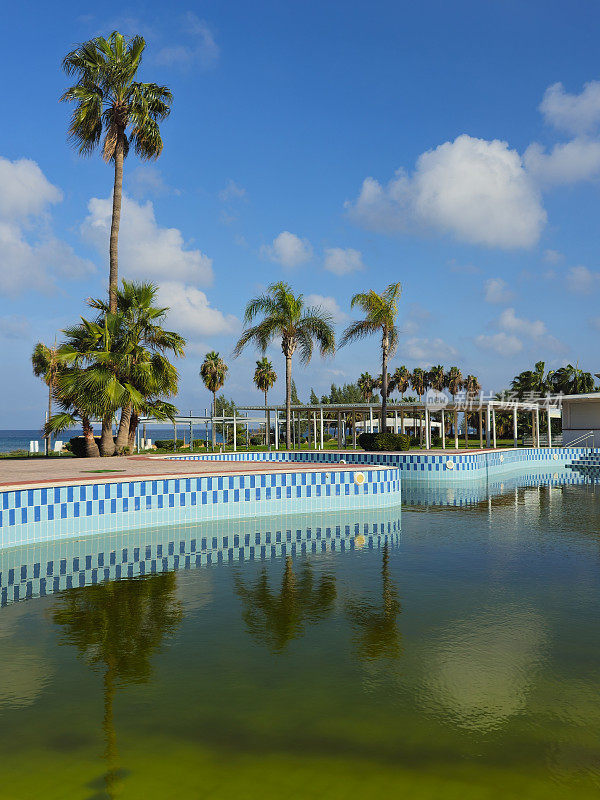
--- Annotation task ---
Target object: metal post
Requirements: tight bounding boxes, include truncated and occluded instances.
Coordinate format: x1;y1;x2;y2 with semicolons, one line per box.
486;405;491;448
492;407;497;449
233;409;237;451
189;412;193;452
394;410;398;434
274;410;279;450
547;409;552;448
513;406;518;447
320;408;324;450
454;409;459;449
313;412;317;451
479;410;483;448
425;406;430;449
441;409;446;449
369;406;374;434
266;407;271;451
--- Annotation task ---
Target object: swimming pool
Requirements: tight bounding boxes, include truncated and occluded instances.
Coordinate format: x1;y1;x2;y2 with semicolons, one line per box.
0;467;598;798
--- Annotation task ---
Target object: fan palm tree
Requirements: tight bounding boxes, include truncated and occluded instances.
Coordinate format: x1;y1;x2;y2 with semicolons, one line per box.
429;364;446;392
200;352;228;448
548;363;594;395
446;366;463;400
391;365;410;398
358;372;376;402
341;283;402;434
510;361;548;400
234;283;335;450
254;357;277;448
61;31;173;313
410;367;426;399
45;363;103;458
31;341;59;455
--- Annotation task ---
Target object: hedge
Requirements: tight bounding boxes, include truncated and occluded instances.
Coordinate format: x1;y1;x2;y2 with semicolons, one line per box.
357;432;411;452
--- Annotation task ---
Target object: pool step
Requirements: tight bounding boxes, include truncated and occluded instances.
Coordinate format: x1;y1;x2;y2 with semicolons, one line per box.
566;450;600;479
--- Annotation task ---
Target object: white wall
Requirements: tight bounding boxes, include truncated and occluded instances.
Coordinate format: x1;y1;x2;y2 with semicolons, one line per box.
562;398;600;445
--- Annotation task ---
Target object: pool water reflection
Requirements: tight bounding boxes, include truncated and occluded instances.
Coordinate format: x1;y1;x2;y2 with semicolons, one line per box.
0;476;599;799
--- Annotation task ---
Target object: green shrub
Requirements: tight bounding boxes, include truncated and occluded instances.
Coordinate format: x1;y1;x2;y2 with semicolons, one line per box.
154;439;184;449
358;432;410;452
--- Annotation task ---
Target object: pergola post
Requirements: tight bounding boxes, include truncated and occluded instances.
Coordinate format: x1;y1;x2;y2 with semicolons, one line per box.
492;407;497;449
547;408;552;448
454;409;459;449
369;406;374;434
400;408;405;435
352;411;357;448
425;406;430;449
337;411;342;448
266;408;271;451
233;409;237;452
312;412;317;451
479;410;483;448
464;408;469;450
246;418;250;451
531;410;536;447
320;408;324;450
173;421;177;453
394;410;398;434
274;410;279;449
441;409;446;449
486;405;491;448
513;406;518;448
535;407;540;448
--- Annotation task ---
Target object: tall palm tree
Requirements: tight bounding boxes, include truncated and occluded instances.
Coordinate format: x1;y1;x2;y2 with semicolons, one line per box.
391;365;410;398
234;282;335;450
31;341;59;455
446;366;463;401
549;363;595;395
200;352;228;448
463;375;481;446
341;283;402;434
254;357;277;448
428;364;446;392
61;31;173;313
510;361;548;399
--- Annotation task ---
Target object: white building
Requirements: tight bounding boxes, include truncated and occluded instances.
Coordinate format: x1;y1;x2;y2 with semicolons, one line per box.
561;393;600;446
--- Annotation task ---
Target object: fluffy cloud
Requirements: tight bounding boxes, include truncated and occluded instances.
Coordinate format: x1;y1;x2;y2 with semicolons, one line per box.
566;265;600;293
543;249;563;264
347;135;546;249
498;307;547;338
402;302;432;335
128;165;177;198
155;14;219;70
484;278;514;304
323;247;364;275
81;194;213;284
0;157;62;219
476;307;566;357
401;337;458;362
305;294;348;323
0;157;94;294
524;139;600;185
261;231;312;268
539;81;600;135
476;332;523;356
157;282;238;337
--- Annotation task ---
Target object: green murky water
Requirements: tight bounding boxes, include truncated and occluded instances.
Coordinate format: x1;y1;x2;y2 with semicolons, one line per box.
1;480;599;799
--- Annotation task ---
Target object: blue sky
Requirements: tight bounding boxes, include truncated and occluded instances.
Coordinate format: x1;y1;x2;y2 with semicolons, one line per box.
2;0;600;426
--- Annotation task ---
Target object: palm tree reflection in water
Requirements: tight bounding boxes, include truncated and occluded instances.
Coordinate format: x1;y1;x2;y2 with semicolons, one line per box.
52;573;183;798
235;556;336;652
346;544;402;660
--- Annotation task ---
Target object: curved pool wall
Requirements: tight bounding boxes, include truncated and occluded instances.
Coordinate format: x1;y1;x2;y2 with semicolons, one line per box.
161;446;595;480
0;507;401;607
0;465;400;548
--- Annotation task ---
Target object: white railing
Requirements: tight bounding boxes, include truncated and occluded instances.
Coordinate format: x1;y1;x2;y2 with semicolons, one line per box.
562;430;595;450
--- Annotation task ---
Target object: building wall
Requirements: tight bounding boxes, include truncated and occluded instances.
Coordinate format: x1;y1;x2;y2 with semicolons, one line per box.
561;399;600;445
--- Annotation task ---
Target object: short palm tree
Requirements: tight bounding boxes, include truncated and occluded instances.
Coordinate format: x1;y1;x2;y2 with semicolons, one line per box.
429;364;446;392
31;341;59;455
511;361;549;399
200;352;228;448
234;283;335;450
464;374;481;398
549;363;594;395
410;367;426;399
61;31;172;313
341;283;402;434
391;365;410;398
358;372;376;402
254;357;277;448
446;366;463;401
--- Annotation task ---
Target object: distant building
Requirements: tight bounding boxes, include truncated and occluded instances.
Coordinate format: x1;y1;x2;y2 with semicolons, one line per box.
561;393;600;446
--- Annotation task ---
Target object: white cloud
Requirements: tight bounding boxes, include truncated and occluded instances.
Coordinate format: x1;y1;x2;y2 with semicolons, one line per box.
128;165;177;198
81;194;213;284
484;278;514;304
402;302;432;335
476;332;523;356
498;307;547;338
323;247;364;275
401;337;458;362
524;138;600;185
218;180;246;202
566;264;600;293
347;134;546;249
540;81;600;135
0;315;31;340
0;157;62;219
157;282;238;338
305;294;348;323
261;231;312;268
156;14;219;70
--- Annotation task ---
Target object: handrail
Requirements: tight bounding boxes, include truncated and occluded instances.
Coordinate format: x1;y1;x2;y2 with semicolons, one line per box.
562;430;595;450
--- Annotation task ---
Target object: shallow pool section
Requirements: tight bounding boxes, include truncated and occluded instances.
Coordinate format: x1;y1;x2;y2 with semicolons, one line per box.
1;474;599;799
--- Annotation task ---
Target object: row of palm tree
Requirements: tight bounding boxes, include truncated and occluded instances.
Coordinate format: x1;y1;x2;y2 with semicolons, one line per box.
511;360;596;398
357;366;480;403
32;282;184;456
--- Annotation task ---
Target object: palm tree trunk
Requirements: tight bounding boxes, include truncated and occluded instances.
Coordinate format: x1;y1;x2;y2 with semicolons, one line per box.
115;404;132;453
46;383;52;457
211;392;217;448
264;390;268;447
381;334;388;434
82;415;100;458
285;355;292;451
109;133;125;315
128;411;139;452
100;415;115;457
